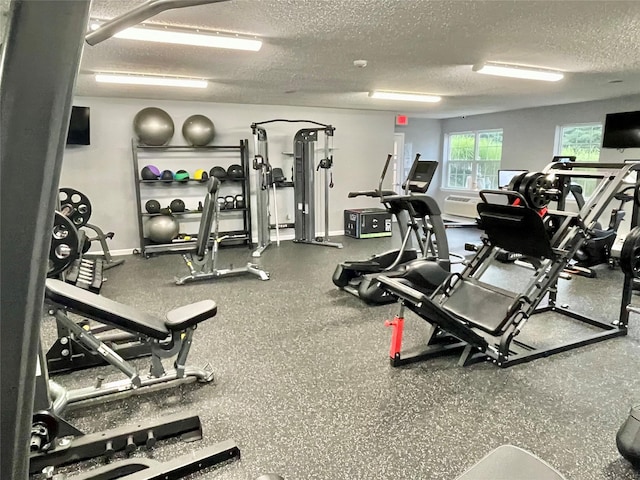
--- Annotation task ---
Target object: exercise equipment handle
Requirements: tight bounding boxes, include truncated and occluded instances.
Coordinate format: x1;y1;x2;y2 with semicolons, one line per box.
377;154;393;200
85;0;229;45
479;189;529;206
347;189;396;198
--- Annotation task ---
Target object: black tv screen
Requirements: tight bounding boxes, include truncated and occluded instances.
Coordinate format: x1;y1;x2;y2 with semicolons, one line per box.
602;111;640;149
66;106;90;145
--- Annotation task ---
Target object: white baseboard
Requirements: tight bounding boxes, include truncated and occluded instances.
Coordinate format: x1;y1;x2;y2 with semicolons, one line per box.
92;230;346;256
269;230;344;241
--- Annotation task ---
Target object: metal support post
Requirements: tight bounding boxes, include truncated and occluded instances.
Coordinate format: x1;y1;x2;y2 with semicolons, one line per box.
1;3;90;479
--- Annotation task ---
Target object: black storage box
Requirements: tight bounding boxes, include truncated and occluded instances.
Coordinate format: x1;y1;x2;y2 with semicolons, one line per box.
344;208;392;239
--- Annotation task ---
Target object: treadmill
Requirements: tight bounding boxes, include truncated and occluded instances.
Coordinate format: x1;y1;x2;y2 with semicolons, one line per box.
333;157;450;304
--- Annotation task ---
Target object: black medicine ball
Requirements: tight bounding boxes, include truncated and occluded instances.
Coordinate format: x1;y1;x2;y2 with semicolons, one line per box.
141;165;160;180
145;199;161;214
227;164;244;180
169;198;186;213
174;169;190;182
210;166;228;182
160;170;174;183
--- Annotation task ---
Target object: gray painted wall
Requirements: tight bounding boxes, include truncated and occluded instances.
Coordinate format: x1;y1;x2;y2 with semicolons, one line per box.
436;94;640;204
394;118;442;195
61;97;395;252
61;94;640;252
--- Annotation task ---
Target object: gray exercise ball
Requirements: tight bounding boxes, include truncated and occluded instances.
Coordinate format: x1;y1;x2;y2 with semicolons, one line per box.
133;107;175;146
182;114;215;146
146;215;180;243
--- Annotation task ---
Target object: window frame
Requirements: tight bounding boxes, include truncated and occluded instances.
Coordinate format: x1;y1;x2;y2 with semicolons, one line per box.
442;128;503;192
554;122;603;161
554;122;603;200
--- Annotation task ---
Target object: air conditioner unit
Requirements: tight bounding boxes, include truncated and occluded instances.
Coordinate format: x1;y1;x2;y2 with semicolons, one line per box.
443;195;481;219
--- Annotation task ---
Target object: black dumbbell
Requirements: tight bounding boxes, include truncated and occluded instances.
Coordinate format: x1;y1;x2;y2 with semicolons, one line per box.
224;195;236;210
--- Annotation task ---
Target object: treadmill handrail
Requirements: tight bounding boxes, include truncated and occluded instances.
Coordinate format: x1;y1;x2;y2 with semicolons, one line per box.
377;154;394;201
347;189;396;199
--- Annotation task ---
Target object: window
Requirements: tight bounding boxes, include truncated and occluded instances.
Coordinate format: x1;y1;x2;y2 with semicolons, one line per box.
445;130;503;190
556;123;603;197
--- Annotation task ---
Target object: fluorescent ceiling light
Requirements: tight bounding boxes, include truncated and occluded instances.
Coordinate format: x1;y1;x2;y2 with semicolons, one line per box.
472;63;564;82
90;21;262;51
95;74;208;89
369;91;442;103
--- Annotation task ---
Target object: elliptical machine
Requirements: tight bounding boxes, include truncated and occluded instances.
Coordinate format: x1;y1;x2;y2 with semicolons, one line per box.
333;155;451;304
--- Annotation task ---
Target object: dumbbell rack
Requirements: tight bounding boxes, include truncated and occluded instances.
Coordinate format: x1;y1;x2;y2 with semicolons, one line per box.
131;139;252;258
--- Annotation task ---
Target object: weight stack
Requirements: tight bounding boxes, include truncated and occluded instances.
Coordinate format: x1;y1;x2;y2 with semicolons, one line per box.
617;405;640;466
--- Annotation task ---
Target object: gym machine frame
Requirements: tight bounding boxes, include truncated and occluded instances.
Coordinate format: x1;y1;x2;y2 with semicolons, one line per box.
381;161;639;368
30;344;239;478
251;124;276;257
44;278;217;411
176;177;269;284
250;119;343;257
2;1;238;479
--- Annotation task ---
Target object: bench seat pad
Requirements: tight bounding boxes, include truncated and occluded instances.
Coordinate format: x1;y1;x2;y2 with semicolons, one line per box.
45;279;169;339
166;300;217;330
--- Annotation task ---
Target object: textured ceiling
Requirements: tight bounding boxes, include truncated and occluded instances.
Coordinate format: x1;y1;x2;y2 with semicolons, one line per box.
77;0;640;118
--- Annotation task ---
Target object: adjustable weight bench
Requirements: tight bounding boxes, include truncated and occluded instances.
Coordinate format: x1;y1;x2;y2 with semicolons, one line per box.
176;176;269;285
44;278;216;412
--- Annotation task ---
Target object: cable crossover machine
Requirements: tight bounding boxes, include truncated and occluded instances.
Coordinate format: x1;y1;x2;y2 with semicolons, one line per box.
250;119;343;257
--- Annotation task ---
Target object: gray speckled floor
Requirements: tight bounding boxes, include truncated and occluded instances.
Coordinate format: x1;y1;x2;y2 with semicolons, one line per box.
41;229;640;480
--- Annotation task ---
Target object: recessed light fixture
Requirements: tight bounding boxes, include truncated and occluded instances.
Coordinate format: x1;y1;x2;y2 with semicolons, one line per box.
89;21;262;52
472;62;564;82
369;91;442;103
95;73;208;89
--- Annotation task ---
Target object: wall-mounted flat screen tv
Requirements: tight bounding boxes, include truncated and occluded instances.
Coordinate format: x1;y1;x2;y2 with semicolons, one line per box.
602;110;640;149
66;106;90;145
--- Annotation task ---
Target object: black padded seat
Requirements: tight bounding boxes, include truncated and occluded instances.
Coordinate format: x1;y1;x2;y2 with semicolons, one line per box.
165;300;217;330
45;279;215;339
443;280;516;334
477;203;555;259
46;279;168;339
376;275;489;351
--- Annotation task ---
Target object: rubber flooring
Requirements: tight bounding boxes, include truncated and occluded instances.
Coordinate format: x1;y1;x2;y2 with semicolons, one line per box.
41;228;640;479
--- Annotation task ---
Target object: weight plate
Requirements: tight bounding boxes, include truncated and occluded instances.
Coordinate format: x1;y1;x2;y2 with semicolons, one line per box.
508;171;528;194
621;227;640;278
59;188;92;227
48;211;80;277
519;172;554;209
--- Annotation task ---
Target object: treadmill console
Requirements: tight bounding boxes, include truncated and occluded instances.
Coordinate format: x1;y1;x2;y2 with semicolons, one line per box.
404;160;438;193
